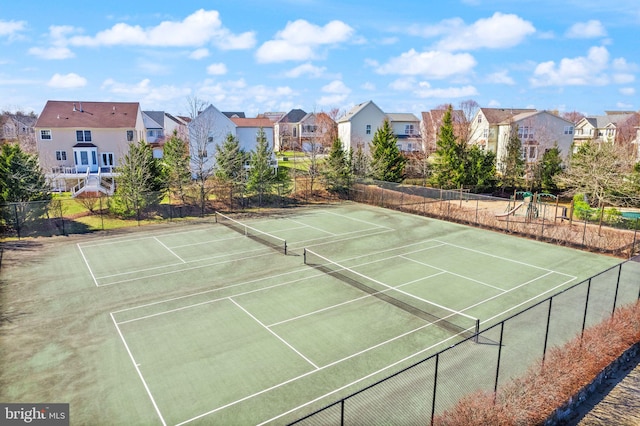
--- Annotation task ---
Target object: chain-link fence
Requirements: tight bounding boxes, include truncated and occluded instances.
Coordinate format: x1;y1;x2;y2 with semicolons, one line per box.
349;180;640;258
289;256;640;425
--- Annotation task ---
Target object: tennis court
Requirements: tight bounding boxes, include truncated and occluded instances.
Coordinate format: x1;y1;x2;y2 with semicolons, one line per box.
1;202;623;425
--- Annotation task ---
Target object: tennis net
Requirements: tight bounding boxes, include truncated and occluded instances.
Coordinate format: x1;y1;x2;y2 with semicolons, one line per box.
215;211;287;254
304;248;480;341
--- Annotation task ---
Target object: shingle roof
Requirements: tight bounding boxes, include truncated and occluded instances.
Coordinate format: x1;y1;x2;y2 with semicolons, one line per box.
223;112;246;118
479;108;536;124
230;117;274;128
278;109;307;124
142;111;165;128
386;113;419;122
337;100;384;123
35;100;140;128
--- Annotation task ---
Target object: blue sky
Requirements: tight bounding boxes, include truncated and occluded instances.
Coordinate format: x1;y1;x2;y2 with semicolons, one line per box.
1;0;638;118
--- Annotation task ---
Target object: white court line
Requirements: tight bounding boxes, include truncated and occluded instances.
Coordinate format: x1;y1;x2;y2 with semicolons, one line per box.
229;298;319;369
320;210;395;230
154;237;186;263
78;224;214;248
110;312;167;426
286;218;337;236
77;243;99;287
400;255;507;292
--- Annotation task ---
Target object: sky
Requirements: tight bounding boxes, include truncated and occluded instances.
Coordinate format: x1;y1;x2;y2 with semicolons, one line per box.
1;0;638;118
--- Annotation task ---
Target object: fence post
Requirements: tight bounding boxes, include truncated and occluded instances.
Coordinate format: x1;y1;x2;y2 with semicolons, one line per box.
542;298;553;366
340;399;345;426
14;204;21;240
581;278;592;338
612;264;622;316
59;199;65;236
493;322;505;403
99;196;105;230
430;353;439;426
632;218;639;259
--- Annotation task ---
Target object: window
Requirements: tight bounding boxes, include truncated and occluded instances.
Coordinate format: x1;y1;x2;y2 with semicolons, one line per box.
126;130;134;141
405;124;415;135
293;127;297;137
606;128;615;137
483;129;489;138
80;151;89;165
40;129;52;140
477;116;482;123
518;126;534;140
366;125;371;135
55;151;67;161
198;149;208;158
76;130;92;142
101;152;114;167
564;126;574;135
529;146;536;159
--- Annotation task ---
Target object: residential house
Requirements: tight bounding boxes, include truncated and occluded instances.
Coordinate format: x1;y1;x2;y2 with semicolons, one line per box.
223;112;246;119
0;112;38;153
273;109;307;152
386;113;421;153
187;104;236;178
420;109;467;154
142;111;189;158
470;108;575;174
573;112;640;152
230;117;274;152
257;112;286;123
35;100;146;196
337;100;387;154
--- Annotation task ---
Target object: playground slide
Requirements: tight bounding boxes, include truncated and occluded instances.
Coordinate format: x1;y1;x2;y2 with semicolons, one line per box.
495;202;524;218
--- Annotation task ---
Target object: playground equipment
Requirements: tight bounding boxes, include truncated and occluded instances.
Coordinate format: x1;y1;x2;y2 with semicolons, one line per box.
496;191;563;222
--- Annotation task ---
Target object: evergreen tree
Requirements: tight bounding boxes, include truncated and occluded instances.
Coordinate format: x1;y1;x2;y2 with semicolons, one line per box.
215;133;246;182
463;145;497;192
111;140;165;218
324;138;351;194
162;130;191;203
369;120;406;182
501;126;525;191
350;145;370;178
538;145;563;192
246;128;276;205
431;106;466;189
0;143;50;228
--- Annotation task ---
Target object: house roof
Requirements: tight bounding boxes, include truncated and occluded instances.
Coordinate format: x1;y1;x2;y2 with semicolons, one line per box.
142;111;164;129
258;112;286;122
165;113;187;126
479;108;537;124
35;101;140;128
277;109;307;124
223;112;246;118
337;100;384;123
386;113;419;122
230;117;274;128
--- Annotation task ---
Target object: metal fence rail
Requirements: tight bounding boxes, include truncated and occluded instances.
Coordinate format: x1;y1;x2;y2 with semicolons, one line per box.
289;256;640;425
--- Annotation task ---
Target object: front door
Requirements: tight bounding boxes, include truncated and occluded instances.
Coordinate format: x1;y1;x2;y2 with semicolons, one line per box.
73;147;98;173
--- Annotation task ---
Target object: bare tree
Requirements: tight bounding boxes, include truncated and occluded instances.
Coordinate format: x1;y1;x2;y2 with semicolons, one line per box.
561;110;586;124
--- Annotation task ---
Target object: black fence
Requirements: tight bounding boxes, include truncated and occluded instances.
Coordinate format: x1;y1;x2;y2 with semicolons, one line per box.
350;180;640;258
289;256;640;425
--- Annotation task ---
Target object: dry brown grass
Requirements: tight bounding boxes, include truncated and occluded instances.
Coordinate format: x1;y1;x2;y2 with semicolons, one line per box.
433;300;640;426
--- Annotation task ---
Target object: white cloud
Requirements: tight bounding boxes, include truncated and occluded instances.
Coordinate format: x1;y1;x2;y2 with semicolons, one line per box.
198;78;295;109
47;73;87;88
206;63;227;75
616;101;634;109
28;46;75;60
68;9;255;50
613;74;635;84
317;94;349;106
316;80;350;106
285;63;327;78
361;82;376;91
566;20;607;39
414;82;478;98
102;78;191;106
620;87;636;96
530;46;611;87
376;49;476;78
389;78;416;91
486;71;515;85
488;99;501;107
410;13;535;51
256;20;354;63
322;80;350;94
0;19;26;38
190;48;210;59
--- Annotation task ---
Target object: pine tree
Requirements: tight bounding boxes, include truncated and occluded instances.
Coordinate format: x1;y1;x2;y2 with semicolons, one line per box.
162;130;191;203
464;145;497;192
501;126;525;191
431;106;466;189
539;145;563;192
350;145;369;178
246;128;276;205
324;138;351;194
215;133;246;182
369;120;406;183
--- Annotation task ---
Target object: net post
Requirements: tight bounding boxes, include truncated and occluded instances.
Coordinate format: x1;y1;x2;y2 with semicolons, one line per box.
303;248;307;264
474;318;480;343
214;211;218;223
284;241;287;255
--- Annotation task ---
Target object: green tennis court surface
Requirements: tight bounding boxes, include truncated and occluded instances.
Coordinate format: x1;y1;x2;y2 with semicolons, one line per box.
1;202;622;425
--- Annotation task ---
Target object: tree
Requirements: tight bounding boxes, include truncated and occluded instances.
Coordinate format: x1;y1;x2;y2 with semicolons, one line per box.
111;140;165;218
369;120;406;183
500;126;525;191
246;128;277;205
431;106;466;189
530;144;563;192
0;143;50;228
555;140;639;208
214;133;247;206
350;144;370;178
162;130;191;204
463;145;497;192
324;137;351;194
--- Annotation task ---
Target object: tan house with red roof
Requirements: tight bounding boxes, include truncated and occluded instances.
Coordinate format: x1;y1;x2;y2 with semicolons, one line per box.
35;100;145;195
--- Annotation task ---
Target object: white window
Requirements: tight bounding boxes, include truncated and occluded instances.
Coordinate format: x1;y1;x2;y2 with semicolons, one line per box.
293;127;297;137
483;129;489;138
40;129;52;140
101;152;114;167
477;115;482;123
76;130;92;142
405;124;415;135
366;124;371;135
606;128;615;137
55;151;67;161
564;126;574;135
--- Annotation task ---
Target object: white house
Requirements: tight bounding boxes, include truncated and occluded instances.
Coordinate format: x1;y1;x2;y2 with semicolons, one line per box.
230;117;274;152
337;100;387;153
386;113;421;153
573;112;640;152
187;104;237;178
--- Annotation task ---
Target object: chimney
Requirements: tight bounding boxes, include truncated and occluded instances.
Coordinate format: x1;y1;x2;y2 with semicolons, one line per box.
73;103;77;112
